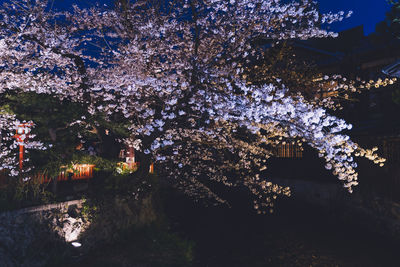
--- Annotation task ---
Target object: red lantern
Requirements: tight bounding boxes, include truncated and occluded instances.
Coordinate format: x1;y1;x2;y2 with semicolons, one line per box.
13;122;33;171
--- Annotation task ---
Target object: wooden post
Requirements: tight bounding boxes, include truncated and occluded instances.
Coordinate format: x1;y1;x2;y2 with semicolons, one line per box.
19;144;24;170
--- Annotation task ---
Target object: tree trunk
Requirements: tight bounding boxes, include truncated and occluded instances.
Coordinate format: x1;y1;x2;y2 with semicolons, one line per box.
48;128;57;142
52;176;58;195
136;152;151;178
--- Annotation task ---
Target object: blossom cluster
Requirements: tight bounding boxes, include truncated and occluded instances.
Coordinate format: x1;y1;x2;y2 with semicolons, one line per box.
0;0;386;212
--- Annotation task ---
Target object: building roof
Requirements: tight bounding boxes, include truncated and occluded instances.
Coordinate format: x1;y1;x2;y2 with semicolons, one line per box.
382;60;400;77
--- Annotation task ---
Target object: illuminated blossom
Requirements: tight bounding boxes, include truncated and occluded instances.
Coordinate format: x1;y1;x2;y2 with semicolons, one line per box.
0;0;385;211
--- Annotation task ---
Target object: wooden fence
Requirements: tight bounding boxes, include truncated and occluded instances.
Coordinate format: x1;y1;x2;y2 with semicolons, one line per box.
274;143;303;158
1;161;154;187
0;164;96;186
40;164;96;183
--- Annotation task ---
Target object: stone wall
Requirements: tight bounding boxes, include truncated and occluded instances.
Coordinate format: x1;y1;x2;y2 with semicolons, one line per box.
0;194;157;267
0;199;89;267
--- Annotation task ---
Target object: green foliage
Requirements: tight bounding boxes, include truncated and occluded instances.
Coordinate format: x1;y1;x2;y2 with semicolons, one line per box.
0;177;55;211
80;196;99;221
1;92;84;173
71;154;118;172
369;1;400;42
89;171;156;202
387;0;400;38
0;91;130;174
0;89;135;207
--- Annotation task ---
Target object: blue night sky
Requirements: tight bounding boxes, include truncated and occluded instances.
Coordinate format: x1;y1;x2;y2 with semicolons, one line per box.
0;0;392;36
318;0;392;35
56;0;393;36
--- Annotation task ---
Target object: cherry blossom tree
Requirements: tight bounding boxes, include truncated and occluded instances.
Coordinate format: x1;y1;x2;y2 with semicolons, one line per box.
0;0;120;178
0;0;385;212
0;0;91;179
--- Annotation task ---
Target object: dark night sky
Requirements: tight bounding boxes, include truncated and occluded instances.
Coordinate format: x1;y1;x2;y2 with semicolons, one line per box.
318;0;392;35
0;0;393;36
59;0;393;36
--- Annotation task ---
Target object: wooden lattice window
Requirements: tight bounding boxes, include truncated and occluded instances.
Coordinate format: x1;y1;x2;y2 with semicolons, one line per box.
275;143;303;158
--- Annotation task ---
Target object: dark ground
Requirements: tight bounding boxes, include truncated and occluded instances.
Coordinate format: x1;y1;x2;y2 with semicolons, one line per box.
163;193;400;267
61;184;400;267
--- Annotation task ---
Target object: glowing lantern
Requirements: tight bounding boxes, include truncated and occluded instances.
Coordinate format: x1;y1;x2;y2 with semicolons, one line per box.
126;146;135;164
14;123;33;171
